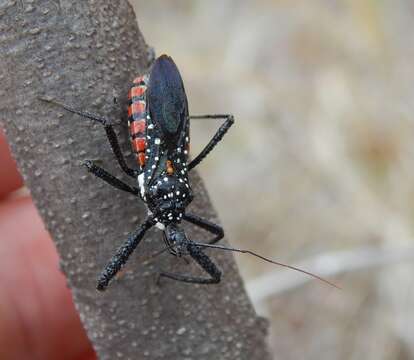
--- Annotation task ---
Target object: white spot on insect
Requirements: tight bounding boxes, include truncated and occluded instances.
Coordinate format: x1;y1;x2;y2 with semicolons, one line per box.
156;222;165;230
155;138;161;145
148;124;154;129
147;135;151;139
147;115;151;120
164;177;168;182
151;165;156;169
182;193;186;198
155;156;159;161
177;147;181;153
184;150;188;154
177;158;180;163
181;170;185;174
168;192;173;198
138;173;145;198
179;178;183;183
185;184;189;188
185;136;189;142
163;195;167;199
146;149;151;153
176;191;180;195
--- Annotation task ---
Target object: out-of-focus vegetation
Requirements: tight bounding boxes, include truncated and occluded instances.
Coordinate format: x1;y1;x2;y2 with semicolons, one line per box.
133;1;414;359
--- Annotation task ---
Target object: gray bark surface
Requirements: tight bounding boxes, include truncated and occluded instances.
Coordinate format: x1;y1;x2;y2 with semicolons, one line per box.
0;1;270;359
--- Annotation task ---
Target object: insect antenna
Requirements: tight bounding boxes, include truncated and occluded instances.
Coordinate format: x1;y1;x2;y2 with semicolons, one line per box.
192;242;340;289
38;97;110;125
141;245;174;266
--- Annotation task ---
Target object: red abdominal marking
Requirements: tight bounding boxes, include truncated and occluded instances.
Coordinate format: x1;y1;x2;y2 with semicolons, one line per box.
132;138;146;153
130;120;146;137
130;86;146;98
133;76;145;84
128;76;149;168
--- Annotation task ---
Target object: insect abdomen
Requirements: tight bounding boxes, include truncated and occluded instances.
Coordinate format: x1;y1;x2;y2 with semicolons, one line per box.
128;76;148;168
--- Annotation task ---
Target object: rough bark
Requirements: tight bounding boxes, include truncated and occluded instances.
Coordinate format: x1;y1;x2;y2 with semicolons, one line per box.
0;1;270;359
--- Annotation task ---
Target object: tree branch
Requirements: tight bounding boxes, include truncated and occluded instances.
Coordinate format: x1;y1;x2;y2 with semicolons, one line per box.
0;1;271;359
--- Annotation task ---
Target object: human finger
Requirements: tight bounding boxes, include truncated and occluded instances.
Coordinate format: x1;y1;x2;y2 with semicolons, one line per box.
0;128;23;199
0;196;95;360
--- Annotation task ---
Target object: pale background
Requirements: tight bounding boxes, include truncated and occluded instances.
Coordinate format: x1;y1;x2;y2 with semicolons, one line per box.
132;1;414;359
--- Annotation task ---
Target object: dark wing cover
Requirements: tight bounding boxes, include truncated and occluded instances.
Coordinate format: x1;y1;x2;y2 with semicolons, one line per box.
147;55;189;148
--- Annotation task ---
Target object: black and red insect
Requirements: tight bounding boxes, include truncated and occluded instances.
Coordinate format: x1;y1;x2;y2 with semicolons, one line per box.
41;55;337;291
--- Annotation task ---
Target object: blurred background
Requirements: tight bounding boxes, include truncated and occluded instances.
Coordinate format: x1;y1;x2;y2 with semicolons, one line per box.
132;1;414;359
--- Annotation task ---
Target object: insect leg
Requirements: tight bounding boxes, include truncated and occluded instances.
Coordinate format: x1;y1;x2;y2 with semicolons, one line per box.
97;218;155;291
188;114;234;170
39;98;137;178
183;213;224;244
103;125;137;177
159;243;221;284
82;160;139;196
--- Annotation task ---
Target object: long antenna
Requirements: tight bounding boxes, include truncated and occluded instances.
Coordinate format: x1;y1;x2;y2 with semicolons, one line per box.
141;245;173;266
192;242;340;289
38;97;109;125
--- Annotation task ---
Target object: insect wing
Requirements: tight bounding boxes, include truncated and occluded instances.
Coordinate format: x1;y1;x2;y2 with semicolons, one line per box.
147;55;189;147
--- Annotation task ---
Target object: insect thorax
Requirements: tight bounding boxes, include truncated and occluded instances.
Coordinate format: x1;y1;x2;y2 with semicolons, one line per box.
141;173;193;225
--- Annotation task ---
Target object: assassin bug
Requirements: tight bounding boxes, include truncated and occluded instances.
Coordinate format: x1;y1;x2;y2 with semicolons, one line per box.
41;55;337;291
